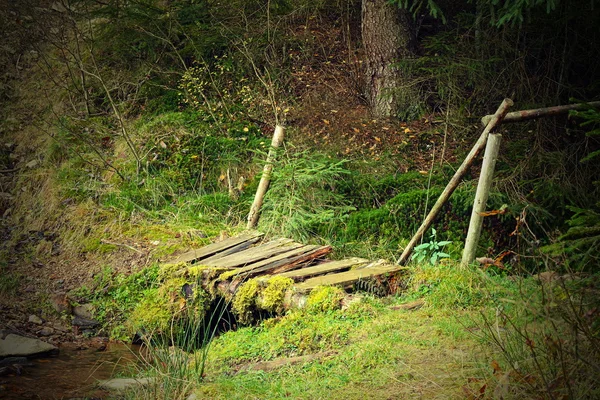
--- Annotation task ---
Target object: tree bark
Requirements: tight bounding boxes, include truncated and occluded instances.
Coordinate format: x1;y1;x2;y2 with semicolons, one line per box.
480;101;600;126
247;125;285;230
361;0;418;119
461;133;502;266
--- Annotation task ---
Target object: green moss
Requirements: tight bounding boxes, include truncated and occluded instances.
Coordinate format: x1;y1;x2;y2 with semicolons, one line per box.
231;279;260;325
218;269;243;281
187;265;217;277
128;287;173;334
259;276;294;313
159;262;189;280
306;285;345;314
128;276;210;335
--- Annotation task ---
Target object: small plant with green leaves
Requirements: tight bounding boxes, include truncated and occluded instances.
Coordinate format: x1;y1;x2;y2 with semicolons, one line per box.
411;228;452;265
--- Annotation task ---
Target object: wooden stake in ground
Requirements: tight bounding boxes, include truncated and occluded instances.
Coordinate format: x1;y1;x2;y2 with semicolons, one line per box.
247;125;285;230
480;101;600;126
461;133;502;266
397;98;513;266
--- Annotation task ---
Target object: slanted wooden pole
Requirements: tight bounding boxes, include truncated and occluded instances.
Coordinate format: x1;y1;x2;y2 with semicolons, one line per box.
397;98;513;265
247;125;285;230
461;133;502;266
481;101;600;126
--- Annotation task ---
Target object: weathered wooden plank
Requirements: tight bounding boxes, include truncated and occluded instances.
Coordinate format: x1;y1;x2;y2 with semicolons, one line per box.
199;237;263;263
218;244;313;280
278;257;369;281
204;238;296;268
294;263;407;293
169;232;263;264
257;245;332;276
215;245;331;297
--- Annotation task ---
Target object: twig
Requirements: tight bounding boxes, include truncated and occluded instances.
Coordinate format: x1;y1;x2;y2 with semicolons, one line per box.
100;239;143;254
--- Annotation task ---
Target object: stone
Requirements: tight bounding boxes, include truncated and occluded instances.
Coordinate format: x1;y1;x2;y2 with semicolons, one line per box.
49;293;72;315
38;327;54;336
97;377;154;391
72;316;99;328
52;322;70;333
73;303;94;320
0;330;58;357
28;315;43;325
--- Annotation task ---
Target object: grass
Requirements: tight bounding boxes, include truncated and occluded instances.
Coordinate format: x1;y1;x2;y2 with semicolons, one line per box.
194;301;485;400
0;262;20;296
110;261;600;400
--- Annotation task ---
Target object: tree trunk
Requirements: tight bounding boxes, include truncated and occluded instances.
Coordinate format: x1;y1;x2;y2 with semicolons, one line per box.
361;0;418;119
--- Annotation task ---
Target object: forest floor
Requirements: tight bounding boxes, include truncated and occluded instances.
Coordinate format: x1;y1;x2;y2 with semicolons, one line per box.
1;7;595;400
0;59;511;398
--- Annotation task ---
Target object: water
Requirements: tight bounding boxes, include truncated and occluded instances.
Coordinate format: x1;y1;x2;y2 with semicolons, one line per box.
0;342;140;400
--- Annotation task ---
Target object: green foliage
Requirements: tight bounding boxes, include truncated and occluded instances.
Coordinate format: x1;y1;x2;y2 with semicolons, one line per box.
405;262;524;309
539;106;600;271
340;182;504;251
69;264;161;340
571;105;600;164
475;273;600;399
140;111;264;194
411;227;451;265
259;150;355;241
179;55;265;124
390;0;559;27
389;0;447;24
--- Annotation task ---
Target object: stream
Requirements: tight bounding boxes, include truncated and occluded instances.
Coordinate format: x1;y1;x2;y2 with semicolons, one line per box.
0;342;140;400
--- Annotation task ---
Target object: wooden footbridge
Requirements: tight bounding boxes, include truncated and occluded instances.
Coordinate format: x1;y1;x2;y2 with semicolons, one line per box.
168;231;406;312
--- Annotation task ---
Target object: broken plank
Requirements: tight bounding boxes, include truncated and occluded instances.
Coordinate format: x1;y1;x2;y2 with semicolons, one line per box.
202;237;262;261
168;232;263;264
278;257;369;281
216;245;331;296
254;245;332;277
294;264;407;293
218;244;314;280
204;238;296;268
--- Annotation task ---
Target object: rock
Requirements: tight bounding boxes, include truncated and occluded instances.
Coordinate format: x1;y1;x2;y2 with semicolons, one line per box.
38;327;54;336
28;315;43;325
49;293;72;315
187;394;198;400
53;322;70;333
73;303;94;320
97;377;154;391
0;330;58;357
72;316;99;328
